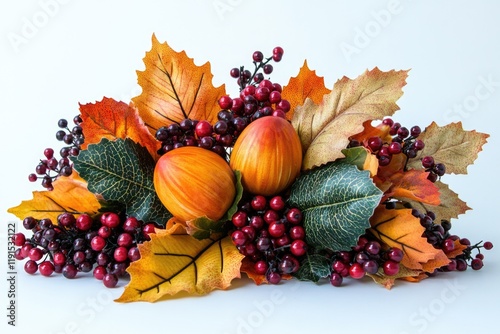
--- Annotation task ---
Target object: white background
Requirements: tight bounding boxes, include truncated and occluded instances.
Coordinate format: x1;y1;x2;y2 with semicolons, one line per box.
1;1;499;333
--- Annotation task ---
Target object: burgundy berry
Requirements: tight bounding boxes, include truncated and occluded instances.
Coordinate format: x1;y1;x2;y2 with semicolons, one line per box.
76;214;93;231
422;156;435;169
290;240;307;257
483;241;493;250
93;266;107;280
230;68;240;78
114;246;129;262
231;211;248;228
383;260;399;276
254;260;268;275
62;264;78;279
267;271;282;284
289;225;305;240
268;221;286;238
123;217;141;233
39;261;55;277
269;196;285;211
263;210;280;224
330;272;343;287
286;208;302;225
411;126;422;137
12;233;26;246
100;212;120;228
368;137;383;152
128;247;141;262
24;260;38;274
195;120;214;138
231;230;247;246
103;273;118;288
252;51;264;62
349;263;365;279
251;195;267;211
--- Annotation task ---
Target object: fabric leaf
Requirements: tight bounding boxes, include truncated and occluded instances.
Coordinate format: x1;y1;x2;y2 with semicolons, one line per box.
80;97;159;160
293;253;331;283
369;206;446;270
7;173;100;223
385;170;441;205
71;138;172;225
133;34;225;134
367;264;422;289
288;161;383;251
405;181;470;224
281;60;331;121
116;231;244;302
292;67;408;170
406;122;489;174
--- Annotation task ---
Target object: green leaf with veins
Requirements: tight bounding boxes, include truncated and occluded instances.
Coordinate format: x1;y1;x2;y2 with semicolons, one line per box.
71;138;172;225
293;253;331;282
287;161;382;251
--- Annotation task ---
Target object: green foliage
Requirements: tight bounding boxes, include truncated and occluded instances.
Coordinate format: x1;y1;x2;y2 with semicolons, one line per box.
71;138;172;225
288;161;382;251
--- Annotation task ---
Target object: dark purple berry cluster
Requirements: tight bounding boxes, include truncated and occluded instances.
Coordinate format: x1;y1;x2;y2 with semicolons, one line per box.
411;209;493;273
28;115;84;190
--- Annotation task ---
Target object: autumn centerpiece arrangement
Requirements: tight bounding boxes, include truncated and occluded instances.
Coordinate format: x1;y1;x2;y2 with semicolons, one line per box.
7;35;493;303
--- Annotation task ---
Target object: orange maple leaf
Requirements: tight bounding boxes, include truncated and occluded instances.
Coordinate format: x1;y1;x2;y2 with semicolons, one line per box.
80;97;159;160
369;206;446;270
281;60;331;121
132;34;226;134
385;170;441;205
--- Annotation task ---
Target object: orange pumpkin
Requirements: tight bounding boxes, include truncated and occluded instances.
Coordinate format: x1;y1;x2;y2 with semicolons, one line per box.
154;146;236;222
230;116;302;196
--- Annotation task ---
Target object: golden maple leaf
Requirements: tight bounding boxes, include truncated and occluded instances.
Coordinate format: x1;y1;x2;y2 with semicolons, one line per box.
292;67;408;170
79;97;159;160
7;173;101;223
132;34;226;134
116;230;244;303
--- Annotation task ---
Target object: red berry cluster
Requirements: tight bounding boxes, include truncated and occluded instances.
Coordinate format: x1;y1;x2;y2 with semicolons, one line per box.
28;115;84;190
12;212;161;288
329;236;404;287
230;195;307;284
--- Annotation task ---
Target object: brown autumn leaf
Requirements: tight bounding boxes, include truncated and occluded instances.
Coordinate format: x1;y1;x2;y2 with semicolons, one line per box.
7;173;101;223
132;34;226;135
369;206;446;270
405;181;470;224
385;170;441;206
281;60;331;121
80;97;159;160
407;122;489;174
367;264;422;289
292;68;408;170
116;230;244;303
